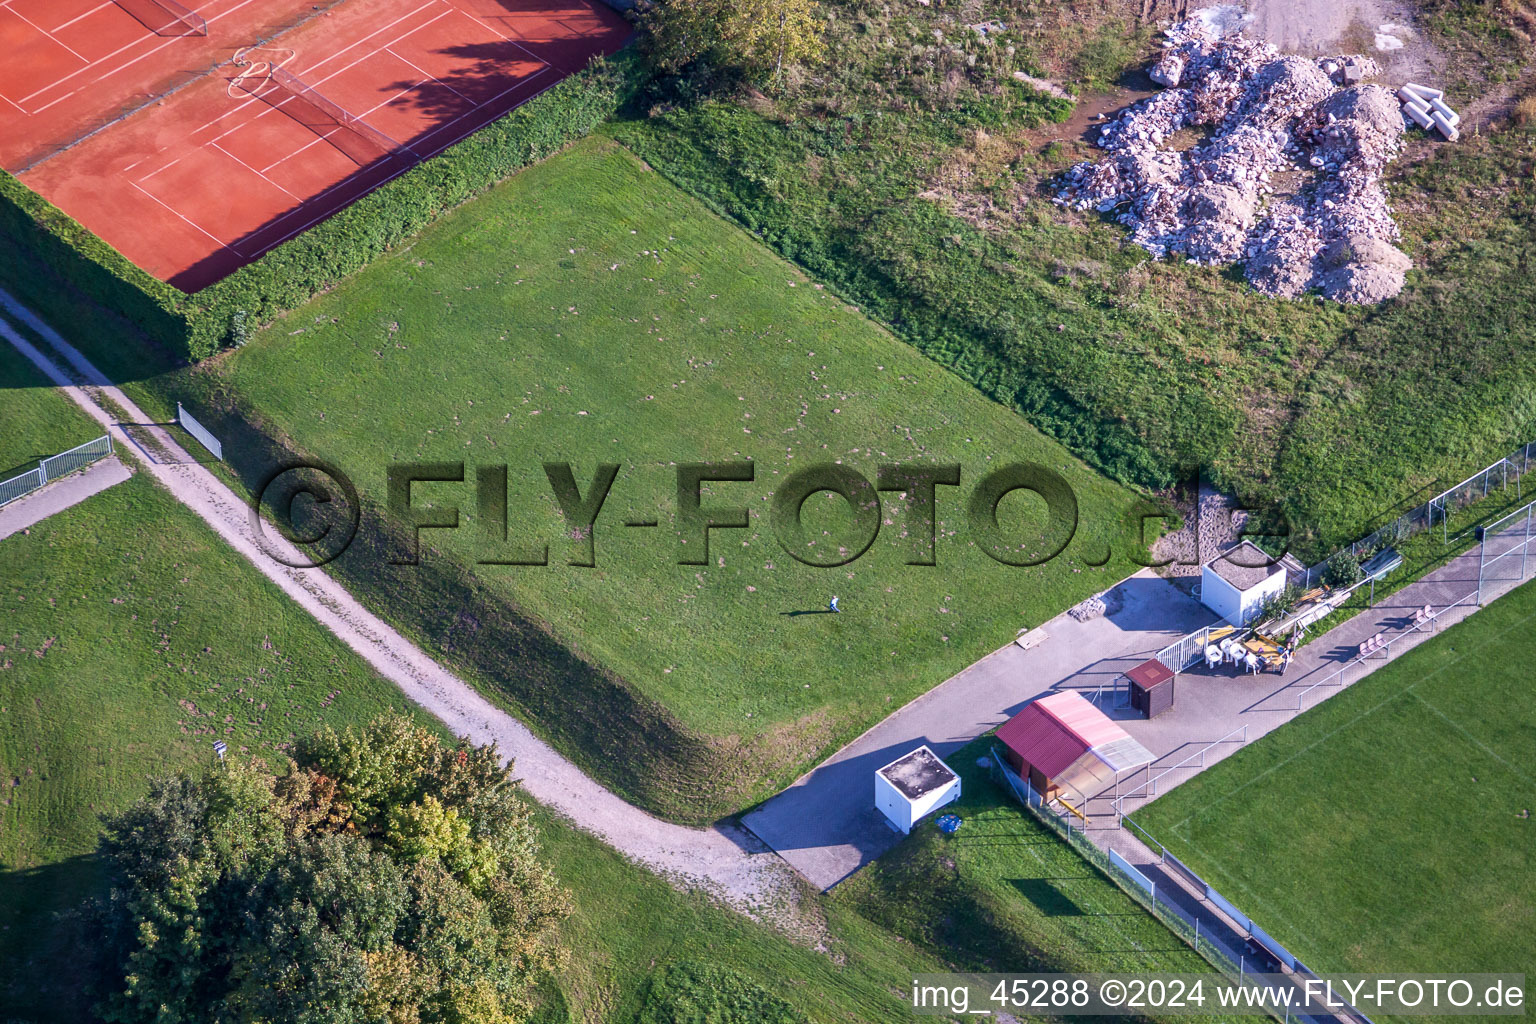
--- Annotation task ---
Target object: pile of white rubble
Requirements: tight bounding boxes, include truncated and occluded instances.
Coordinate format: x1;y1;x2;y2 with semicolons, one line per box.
1056;17;1423;304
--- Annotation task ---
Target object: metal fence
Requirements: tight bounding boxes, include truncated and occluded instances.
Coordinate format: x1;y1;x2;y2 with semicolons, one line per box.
989;752;1251;983
177;402;223;461
1476;496;1536;598
1158;439;1536;669
1289;589;1479;712
1350;439;1536;559
0;434;113;508
1156;622;1245;673
1122;813;1374;1024
1111;724;1248;815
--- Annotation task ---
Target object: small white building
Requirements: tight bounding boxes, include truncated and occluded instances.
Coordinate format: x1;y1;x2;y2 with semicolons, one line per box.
1200;540;1287;626
874;745;961;834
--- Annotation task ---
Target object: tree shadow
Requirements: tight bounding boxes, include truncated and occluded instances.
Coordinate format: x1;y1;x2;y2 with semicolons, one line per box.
0;853;111;1021
1009;877;1086;916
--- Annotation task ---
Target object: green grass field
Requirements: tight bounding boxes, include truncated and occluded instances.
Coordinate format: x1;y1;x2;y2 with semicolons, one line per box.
1134;579;1536;984
130;137;1146;820
0;463;1208;1024
0;333;99;477
611;10;1536;556
0;473;416;1020
835;737;1223;979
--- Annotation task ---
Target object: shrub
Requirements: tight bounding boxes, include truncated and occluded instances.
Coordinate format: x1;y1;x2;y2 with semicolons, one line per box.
1324;550;1365;588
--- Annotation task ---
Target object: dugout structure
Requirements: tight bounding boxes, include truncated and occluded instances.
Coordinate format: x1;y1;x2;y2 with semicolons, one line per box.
995;691;1154;814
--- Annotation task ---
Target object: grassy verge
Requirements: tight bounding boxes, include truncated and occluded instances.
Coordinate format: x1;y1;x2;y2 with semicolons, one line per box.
1133;576;1536;984
73;136;1149;823
0;336;100;476
613;4;1536;557
834;737;1224;978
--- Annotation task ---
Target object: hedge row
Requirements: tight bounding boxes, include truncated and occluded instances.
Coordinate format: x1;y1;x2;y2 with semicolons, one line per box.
0;52;633;362
0;169;190;353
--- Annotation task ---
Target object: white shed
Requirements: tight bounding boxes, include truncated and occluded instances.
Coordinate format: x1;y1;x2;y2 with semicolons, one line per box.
1201;540;1287;626
874;745;961;834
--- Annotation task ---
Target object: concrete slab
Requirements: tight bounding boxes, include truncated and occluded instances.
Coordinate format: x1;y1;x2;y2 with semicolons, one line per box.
0;455;130;540
741;570;1218;890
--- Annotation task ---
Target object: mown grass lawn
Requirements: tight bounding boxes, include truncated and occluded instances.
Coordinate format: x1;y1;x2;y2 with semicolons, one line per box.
0;470;1203;1024
0;334;99;477
172;137;1144;815
0;473;416;1020
1134;578;1536;984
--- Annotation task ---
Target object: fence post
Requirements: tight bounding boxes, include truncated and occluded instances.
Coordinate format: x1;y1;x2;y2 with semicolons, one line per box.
1521;503;1533;577
1477;533;1485;605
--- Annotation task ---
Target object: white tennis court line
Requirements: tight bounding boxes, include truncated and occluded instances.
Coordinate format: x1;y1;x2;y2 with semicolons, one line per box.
50;1;119;36
384;46;471;103
130;175;232;250
233;65;559;258
22;0;257;111
434;0;549;70
113;0;567;268
287;1;452;82
211;138;298;197
6;3;91;64
173;1;448;147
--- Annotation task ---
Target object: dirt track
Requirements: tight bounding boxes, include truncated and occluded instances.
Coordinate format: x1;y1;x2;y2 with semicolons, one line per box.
1241;0;1442;83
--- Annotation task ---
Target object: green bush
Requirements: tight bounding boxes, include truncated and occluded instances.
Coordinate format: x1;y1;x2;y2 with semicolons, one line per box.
1323;550;1364;588
0;171;189;352
0;52;636;362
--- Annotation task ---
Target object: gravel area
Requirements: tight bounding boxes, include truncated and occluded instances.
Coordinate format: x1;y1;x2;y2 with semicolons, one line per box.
1056;13;1413;303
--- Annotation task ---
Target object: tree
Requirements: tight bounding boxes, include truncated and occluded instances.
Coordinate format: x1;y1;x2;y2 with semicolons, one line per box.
95;714;570;1024
640;0;824;89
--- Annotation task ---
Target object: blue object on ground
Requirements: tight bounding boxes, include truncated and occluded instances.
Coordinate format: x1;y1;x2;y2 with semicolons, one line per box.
936;813;962;834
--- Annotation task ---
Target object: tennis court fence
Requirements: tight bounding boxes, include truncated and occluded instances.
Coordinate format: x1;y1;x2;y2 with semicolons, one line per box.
0;435;114;508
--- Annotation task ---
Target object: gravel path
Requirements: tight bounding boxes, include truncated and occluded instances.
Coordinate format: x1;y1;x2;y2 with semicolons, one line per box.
0;294;800;917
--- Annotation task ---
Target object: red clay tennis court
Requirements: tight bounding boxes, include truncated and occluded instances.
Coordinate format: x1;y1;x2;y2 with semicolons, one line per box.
5;0;629;290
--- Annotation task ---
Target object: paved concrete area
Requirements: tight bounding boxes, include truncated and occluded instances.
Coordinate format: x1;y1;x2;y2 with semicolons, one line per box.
0;455;131;540
741;569;1218;890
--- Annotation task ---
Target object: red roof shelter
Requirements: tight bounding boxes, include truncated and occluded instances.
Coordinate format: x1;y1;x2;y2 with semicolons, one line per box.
995;691;1155;810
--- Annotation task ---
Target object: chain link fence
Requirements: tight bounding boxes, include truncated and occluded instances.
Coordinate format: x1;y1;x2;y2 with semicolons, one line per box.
0;435;114;508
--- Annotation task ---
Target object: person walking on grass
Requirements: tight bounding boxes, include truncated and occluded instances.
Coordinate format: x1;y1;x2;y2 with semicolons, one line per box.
829;596;840;613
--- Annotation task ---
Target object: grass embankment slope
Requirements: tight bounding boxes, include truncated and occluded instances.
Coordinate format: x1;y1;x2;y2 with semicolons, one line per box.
613;0;1536;554
1134;576;1536;982
139;137;1145;821
0;471;1206;1024
0;332;99;476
